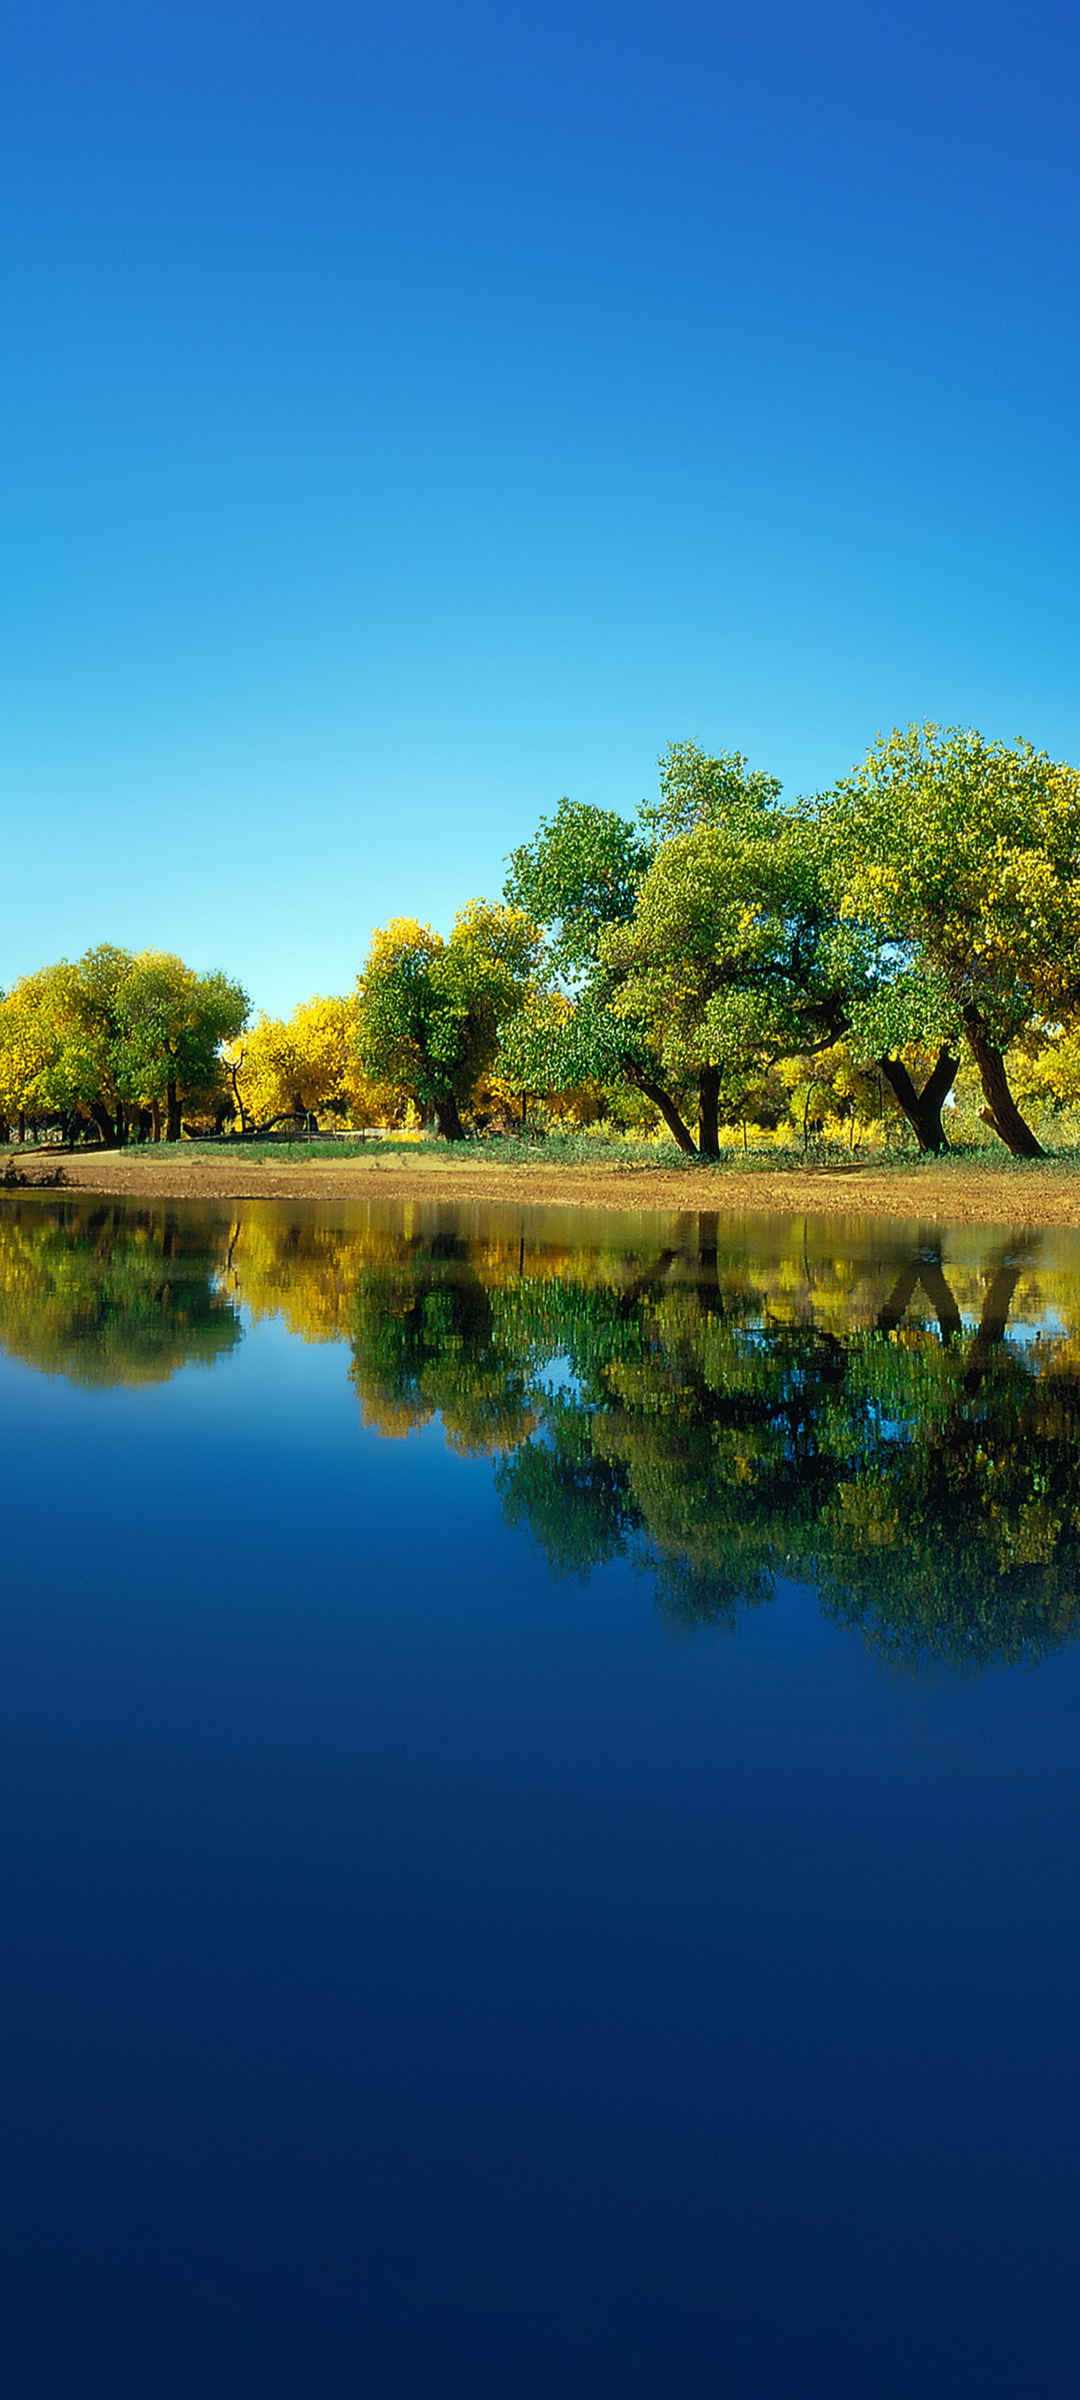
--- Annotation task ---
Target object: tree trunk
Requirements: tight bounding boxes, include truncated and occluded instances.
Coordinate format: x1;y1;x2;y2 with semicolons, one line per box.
434;1092;466;1141
876;1261;921;1334
963;1243;1034;1391
877;1247;962;1345
878;1046;959;1153
697;1065;721;1160
226;1057;248;1136
697;1211;719;1275
917;1256;963;1344
115;1102;128;1148
90;1101;115;1146
151;1099;162;1143
961;1008;1043;1157
626;1069;698;1157
166;1076;181;1142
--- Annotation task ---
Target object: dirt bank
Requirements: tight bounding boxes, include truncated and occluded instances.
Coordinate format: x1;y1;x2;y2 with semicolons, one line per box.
7;1146;1080;1229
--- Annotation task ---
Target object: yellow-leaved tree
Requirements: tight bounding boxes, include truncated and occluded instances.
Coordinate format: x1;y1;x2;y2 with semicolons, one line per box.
223;994;395;1133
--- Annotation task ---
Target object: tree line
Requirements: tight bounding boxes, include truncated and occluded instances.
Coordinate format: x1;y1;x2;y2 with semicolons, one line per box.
5;722;1080;1154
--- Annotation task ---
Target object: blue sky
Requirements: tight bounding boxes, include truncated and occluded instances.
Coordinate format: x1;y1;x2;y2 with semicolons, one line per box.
5;0;1078;1015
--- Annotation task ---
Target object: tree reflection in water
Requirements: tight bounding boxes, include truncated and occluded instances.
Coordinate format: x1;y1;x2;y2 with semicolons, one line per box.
4;1196;1080;1668
0;1200;241;1385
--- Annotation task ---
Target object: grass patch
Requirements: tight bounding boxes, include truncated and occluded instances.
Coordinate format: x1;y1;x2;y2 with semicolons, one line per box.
165;1130;1080;1174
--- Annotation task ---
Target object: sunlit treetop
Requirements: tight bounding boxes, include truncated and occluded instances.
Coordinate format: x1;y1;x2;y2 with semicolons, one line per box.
639;739;783;846
824;722;1080;1042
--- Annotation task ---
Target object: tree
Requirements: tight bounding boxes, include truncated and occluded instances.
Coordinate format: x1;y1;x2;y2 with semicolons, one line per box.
355;903;543;1140
824;724;1080;1156
0;967;70;1139
502;744;807;1154
223;994;389;1134
504;797;652;979
497;981;705;1152
638;737;783;845
0;947;134;1144
599;807;852;1155
114;953;249;1139
0;947;248;1145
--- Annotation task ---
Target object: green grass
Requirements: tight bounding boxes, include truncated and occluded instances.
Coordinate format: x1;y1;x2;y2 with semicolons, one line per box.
174;1134;423;1164
165;1129;1080;1172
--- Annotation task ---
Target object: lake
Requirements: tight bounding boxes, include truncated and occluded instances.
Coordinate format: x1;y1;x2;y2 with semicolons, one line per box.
2;1192;1079;2396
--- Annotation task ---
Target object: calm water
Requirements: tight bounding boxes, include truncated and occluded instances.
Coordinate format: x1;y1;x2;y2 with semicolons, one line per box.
3;1193;1080;2396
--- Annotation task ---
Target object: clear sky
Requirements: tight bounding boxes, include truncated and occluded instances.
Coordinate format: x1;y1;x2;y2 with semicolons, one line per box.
5;0;1078;1015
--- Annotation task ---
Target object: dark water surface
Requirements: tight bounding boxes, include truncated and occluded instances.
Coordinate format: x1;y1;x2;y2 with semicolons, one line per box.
3;1193;1080;2396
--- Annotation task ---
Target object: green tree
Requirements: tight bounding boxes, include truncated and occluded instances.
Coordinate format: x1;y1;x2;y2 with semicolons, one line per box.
638;737;783;844
503;743;806;1154
599;806;852;1155
504;796;651;979
824;723;1080;1156
355;903;542;1140
115;952;249;1139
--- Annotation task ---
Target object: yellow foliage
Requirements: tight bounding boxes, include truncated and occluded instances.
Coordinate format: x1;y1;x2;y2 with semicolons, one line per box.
224;993;394;1130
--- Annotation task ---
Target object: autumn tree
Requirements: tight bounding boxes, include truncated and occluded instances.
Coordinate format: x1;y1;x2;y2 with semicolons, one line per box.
0;947;248;1144
224;994;391;1134
0;968;71;1139
0;947;134;1144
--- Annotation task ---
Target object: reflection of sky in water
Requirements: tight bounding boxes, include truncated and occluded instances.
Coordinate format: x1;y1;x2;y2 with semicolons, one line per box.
535;1351;583;1401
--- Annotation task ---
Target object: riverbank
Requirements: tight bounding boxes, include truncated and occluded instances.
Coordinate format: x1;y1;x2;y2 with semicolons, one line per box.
8;1144;1080;1228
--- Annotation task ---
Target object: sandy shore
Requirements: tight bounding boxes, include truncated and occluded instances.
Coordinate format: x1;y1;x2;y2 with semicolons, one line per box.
7;1145;1080;1228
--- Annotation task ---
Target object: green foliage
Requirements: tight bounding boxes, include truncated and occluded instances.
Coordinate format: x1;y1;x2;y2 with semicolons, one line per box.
0;1201;241;1385
600;803;852;1106
355;904;543;1135
114;954;249;1111
503;797;651;978
825;722;1080;1048
496;984;654;1100
500;739;817;1145
640;738;783;844
0;945;248;1138
7;720;1080;1160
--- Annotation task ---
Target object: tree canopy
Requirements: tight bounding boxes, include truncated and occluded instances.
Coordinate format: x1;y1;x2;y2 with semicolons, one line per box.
824;723;1080;1155
354;902;543;1140
0;946;248;1143
502;742;857;1155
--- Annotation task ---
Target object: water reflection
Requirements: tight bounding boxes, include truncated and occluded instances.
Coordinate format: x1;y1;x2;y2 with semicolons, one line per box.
0;1200;241;1385
4;1195;1080;1667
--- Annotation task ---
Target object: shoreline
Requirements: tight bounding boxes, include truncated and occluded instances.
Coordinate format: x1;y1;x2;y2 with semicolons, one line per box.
7;1146;1080;1229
